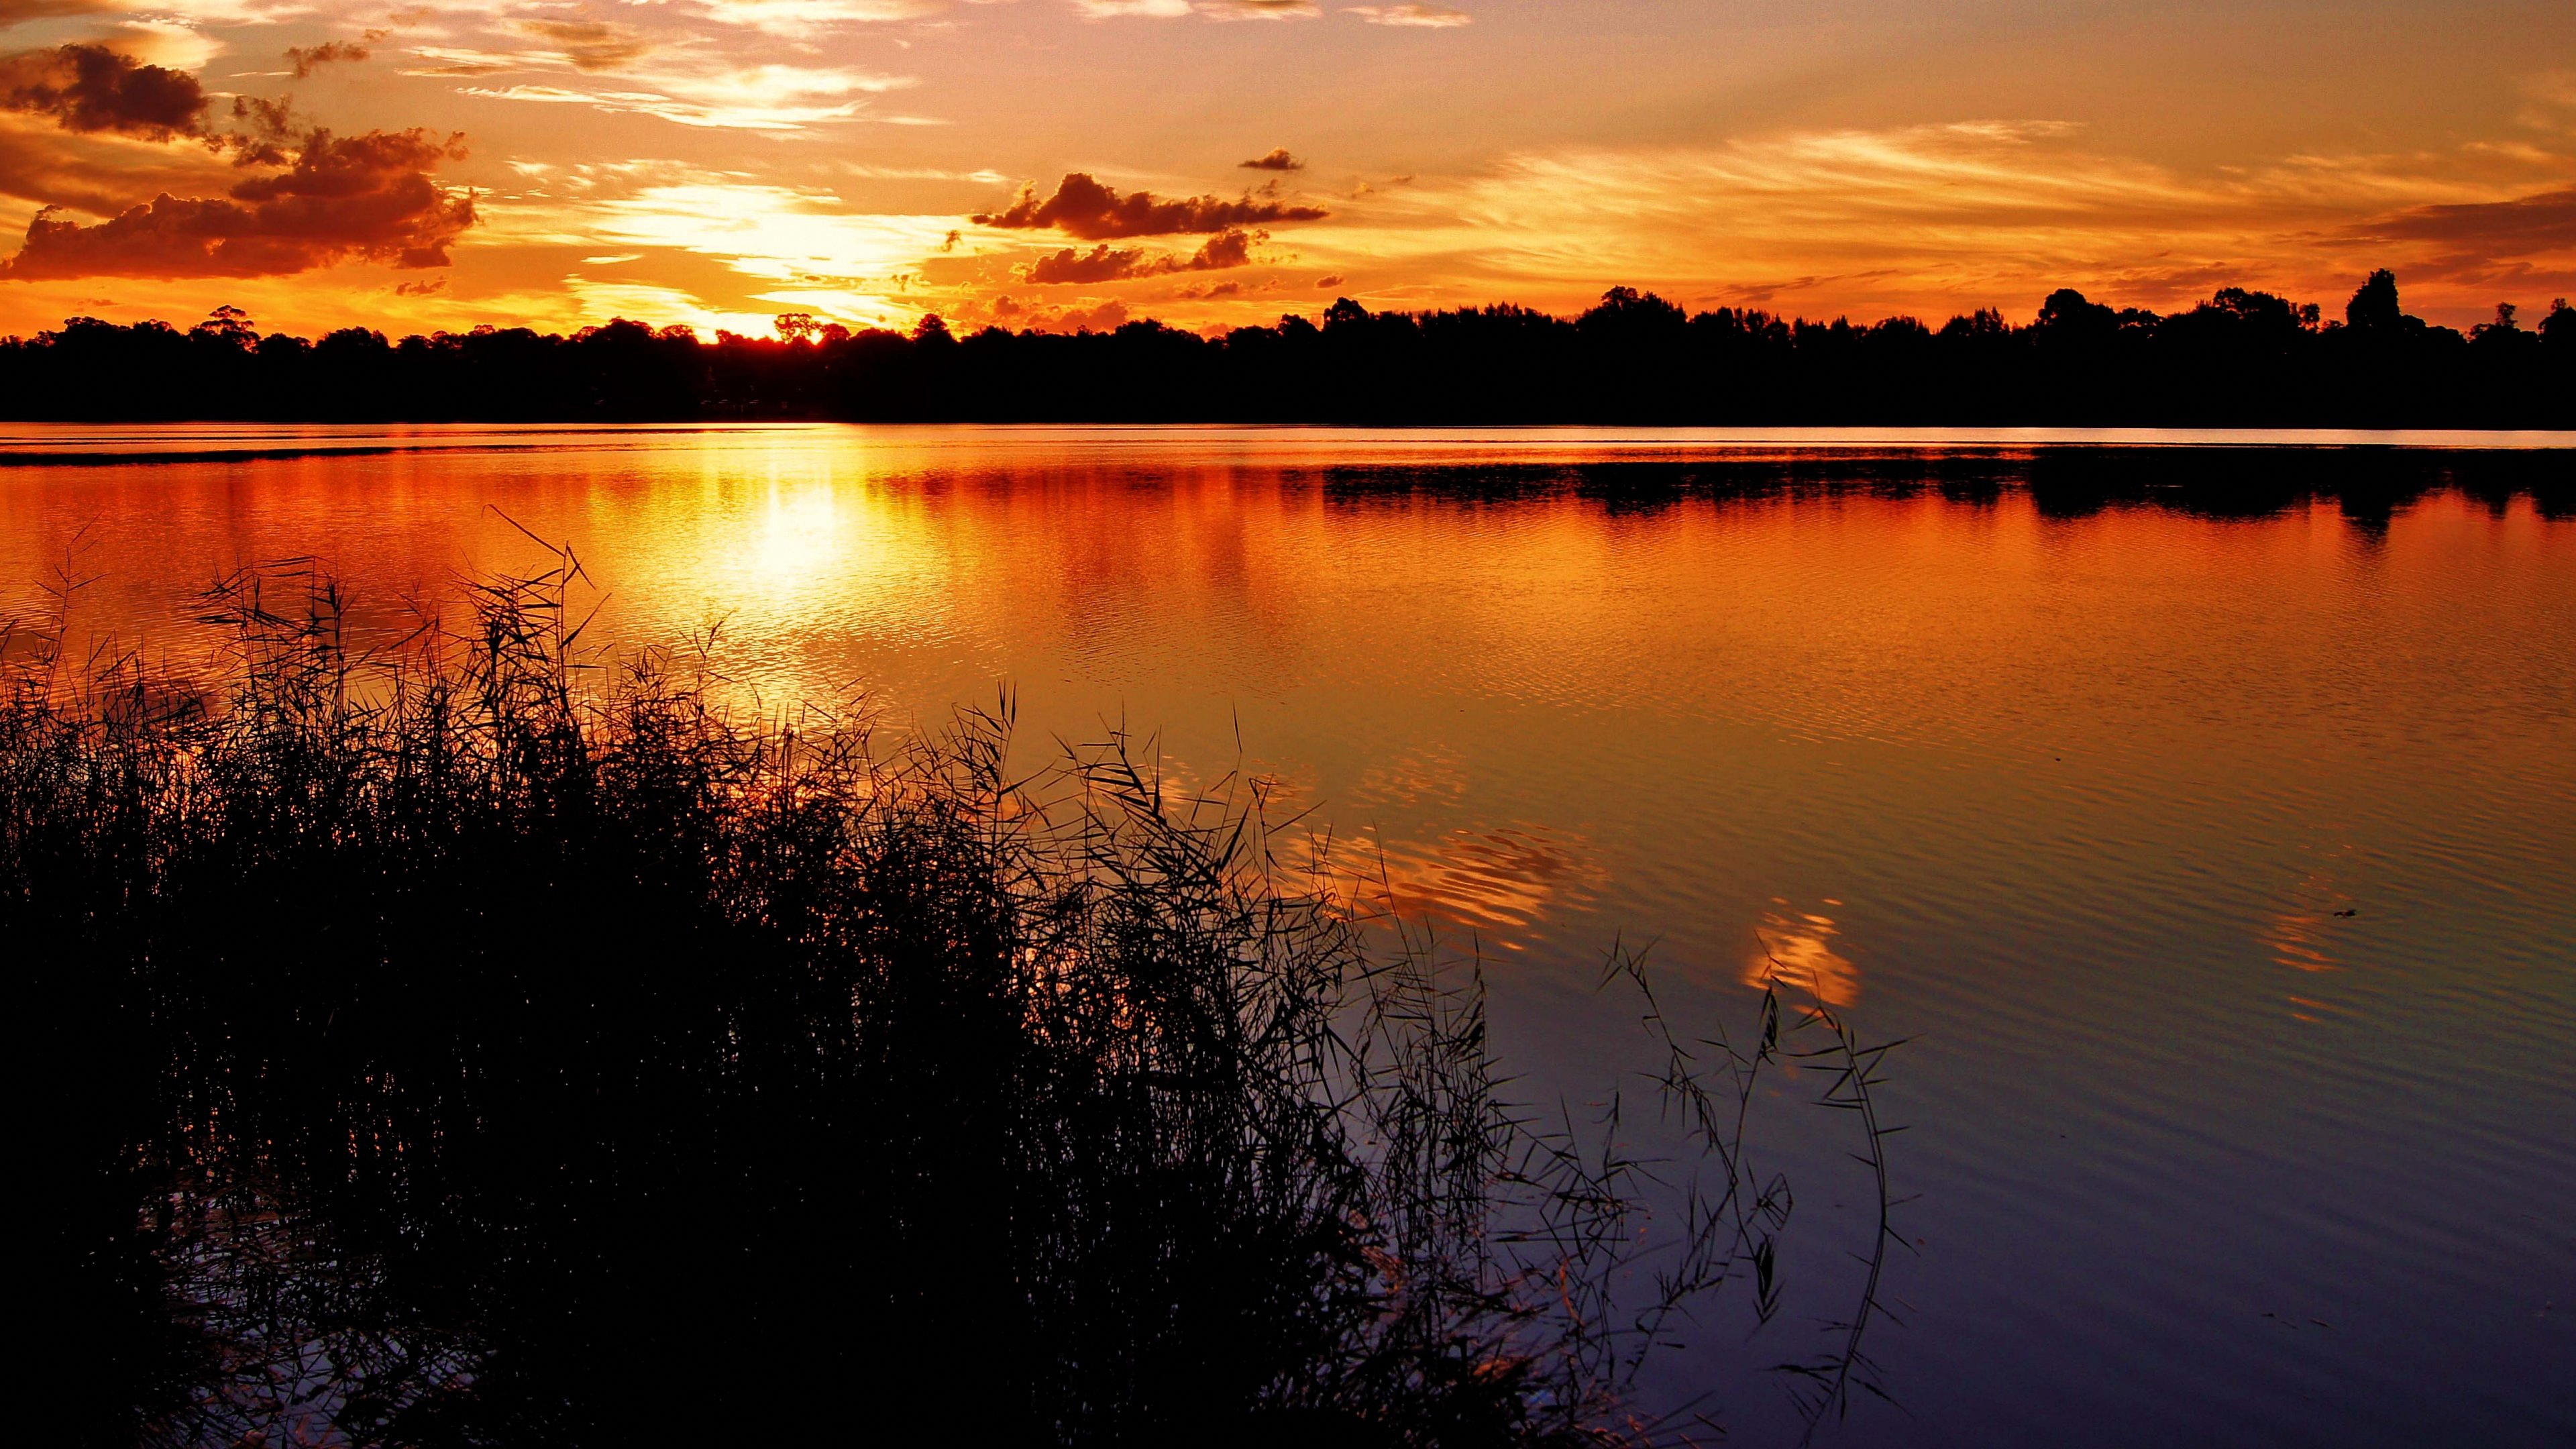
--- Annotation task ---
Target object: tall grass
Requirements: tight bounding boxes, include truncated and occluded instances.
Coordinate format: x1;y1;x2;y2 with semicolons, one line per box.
3;545;1890;1448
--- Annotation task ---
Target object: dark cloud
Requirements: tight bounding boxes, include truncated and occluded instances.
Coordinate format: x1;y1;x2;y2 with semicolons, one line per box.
1314;274;1343;288
2348;186;2576;258
0;117;221;213
219;94;303;165
975;172;1325;239
983;293;1130;334
0;127;476;280
513;19;655;72
1181;228;1255;269
1;44;345;167
1024;244;1141;285
286;40;378;80
1024;227;1258;284
394;276;445;295
0;43;206;139
410;58;510;78
1238;148;1303;172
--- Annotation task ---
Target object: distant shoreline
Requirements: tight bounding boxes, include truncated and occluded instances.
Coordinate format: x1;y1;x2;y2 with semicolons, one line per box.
5;424;2576;468
8;276;2571;430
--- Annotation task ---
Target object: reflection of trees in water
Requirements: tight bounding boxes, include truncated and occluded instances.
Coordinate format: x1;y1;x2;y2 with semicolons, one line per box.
1313;449;2571;526
9;556;1898;1447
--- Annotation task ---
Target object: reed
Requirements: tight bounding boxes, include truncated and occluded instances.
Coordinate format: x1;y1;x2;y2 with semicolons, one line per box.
3;544;1887;1448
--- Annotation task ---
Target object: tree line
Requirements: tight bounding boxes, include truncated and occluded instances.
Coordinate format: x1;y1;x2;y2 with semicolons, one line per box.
3;270;2569;425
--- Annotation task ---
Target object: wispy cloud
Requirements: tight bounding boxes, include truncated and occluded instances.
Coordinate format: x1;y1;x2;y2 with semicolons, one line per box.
508;19;657;73
453;64;916;131
1203;0;1318;21
1309;122;2576;316
682;0;948;37
1068;0;1191;17
1344;4;1470;28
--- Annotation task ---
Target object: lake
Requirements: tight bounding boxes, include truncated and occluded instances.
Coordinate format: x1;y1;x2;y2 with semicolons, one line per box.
5;425;2571;1446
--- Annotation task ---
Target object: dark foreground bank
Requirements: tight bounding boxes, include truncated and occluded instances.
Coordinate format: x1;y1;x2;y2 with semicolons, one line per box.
2;555;1890;1447
3;272;2570;427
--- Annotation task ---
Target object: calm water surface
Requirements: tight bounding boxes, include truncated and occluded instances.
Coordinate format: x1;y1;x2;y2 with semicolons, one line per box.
5;425;2572;1446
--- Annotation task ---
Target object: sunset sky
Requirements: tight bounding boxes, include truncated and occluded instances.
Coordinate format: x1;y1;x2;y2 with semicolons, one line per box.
1;0;2571;337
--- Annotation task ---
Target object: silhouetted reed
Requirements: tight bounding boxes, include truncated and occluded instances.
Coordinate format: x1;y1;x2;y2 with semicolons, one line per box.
4;549;1889;1447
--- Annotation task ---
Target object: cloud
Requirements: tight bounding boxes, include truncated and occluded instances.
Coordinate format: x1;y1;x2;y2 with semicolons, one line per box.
93;18;217;70
2520;71;2576;133
1344;3;1470;26
1023;243;1142;284
685;0;947;36
450;61;913;130
1022;225;1258;282
1239;147;1302;172
1313;272;1342;287
2343;185;2576;256
285;38;378;79
122;0;317;22
1057;299;1128;330
1067;0;1191;17
0;127;476;278
2322;184;2576;286
0;111;235;213
1204;0;1318;20
0;43;206;139
973;172;1325;238
513;19;656;73
1187;227;1256;267
402;46;515;78
984;291;1128;332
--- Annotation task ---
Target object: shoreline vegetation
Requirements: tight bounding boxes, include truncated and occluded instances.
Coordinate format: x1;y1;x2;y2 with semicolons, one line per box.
4;270;2571;427
5;551;1899;1447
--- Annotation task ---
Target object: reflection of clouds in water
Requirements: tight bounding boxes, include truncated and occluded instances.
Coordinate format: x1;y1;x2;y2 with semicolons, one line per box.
1244;765;1319;816
1743;900;1861;1005
2284;994;2337;1024
1342;742;1470;812
2261;911;2340;973
1305;743;1609;949
2260;856;2359;977
1347;820;1605;945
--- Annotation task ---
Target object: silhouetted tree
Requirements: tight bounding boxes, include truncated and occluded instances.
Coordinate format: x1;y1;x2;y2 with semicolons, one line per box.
2543;299;2575;349
2347;268;2404;331
2035;288;2118;342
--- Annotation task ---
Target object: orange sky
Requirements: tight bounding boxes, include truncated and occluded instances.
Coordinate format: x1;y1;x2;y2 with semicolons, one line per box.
1;0;2571;337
